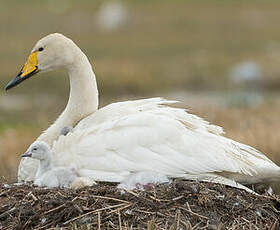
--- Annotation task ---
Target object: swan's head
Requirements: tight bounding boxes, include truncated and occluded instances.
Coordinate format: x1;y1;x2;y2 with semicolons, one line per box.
22;141;51;161
5;33;79;90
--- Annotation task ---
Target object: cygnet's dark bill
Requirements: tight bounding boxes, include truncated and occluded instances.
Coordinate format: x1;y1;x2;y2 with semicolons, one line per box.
5;51;39;90
21;151;32;158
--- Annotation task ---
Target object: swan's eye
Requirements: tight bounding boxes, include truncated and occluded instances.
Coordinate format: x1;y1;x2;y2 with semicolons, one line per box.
38;47;44;52
33;147;38;151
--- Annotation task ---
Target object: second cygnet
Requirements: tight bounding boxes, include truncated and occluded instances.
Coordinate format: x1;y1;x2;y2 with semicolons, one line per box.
60;126;73;136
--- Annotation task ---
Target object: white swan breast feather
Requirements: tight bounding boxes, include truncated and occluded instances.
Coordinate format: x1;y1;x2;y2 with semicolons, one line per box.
52;97;279;183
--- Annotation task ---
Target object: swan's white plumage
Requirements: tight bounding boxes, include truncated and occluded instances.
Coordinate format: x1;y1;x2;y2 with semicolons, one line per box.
14;33;280;191
51;97;280;186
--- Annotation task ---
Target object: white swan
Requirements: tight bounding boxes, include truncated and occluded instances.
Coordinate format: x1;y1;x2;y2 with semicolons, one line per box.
5;33;280;191
22;141;95;189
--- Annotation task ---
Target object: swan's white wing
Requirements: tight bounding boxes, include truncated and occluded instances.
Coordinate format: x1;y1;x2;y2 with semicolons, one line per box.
75;98;224;135
52;99;280;183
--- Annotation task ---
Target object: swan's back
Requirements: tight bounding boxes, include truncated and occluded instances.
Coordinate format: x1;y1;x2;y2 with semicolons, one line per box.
75;98;224;135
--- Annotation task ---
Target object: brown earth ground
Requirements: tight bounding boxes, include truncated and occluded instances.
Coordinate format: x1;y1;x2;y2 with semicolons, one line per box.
0;180;279;230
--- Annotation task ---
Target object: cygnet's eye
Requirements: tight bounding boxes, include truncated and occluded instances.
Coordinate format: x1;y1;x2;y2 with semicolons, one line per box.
38;47;44;52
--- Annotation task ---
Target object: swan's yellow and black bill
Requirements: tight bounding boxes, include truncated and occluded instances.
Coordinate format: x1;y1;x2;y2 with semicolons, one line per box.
21;151;32;158
5;51;39;90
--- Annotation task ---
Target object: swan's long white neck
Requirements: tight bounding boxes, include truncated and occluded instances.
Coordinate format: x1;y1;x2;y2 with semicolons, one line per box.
37;48;98;146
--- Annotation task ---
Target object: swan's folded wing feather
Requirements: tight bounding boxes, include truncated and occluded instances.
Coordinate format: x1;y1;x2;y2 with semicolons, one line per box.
75;97;224;135
53;106;279;182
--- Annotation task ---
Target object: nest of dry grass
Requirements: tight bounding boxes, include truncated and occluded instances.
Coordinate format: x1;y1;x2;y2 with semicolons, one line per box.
0;180;279;230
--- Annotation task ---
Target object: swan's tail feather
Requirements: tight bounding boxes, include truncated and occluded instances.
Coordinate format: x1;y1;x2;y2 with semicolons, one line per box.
178;173;256;194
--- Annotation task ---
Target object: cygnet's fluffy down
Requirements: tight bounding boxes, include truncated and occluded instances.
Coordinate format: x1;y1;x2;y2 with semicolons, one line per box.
117;172;170;190
60;126;73;136
22;141;95;189
35;167;77;188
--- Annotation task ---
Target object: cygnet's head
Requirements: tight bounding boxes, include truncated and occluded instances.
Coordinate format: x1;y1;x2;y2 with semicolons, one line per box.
22;141;51;161
5;33;81;90
60;126;73;136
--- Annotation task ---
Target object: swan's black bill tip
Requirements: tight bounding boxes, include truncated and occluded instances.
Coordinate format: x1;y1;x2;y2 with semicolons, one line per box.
5;76;23;91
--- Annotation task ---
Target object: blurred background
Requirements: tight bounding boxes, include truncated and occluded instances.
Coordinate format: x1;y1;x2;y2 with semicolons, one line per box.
1;0;280;183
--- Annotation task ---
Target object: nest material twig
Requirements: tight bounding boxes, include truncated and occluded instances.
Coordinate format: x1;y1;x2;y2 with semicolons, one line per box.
0;180;279;229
